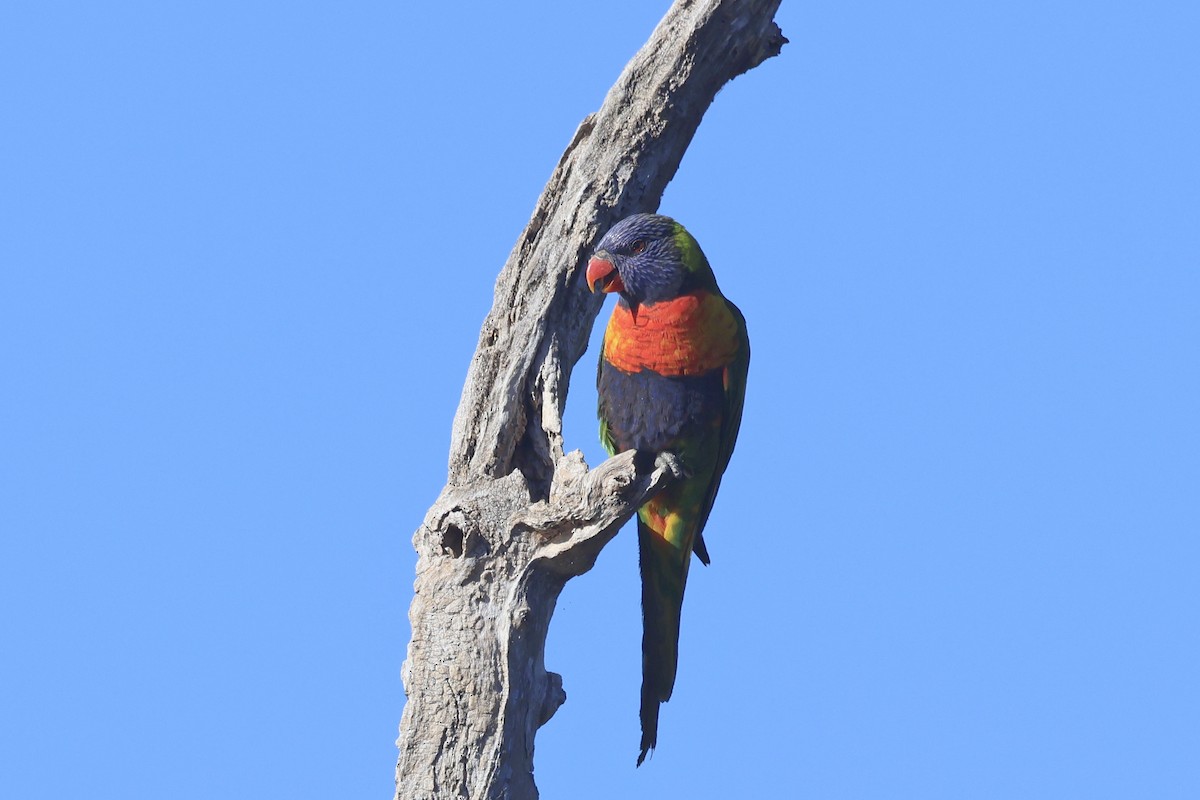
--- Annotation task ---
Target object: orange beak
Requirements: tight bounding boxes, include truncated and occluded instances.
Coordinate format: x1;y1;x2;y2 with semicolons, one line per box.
586;255;624;294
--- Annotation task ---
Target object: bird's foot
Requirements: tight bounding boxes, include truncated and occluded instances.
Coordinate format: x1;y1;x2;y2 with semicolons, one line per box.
653;451;690;481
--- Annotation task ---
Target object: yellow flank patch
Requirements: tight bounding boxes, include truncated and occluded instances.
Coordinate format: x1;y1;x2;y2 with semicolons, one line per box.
640;495;691;552
603;290;739;376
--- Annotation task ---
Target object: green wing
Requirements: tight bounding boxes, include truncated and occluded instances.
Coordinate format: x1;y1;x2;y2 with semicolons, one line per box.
692;295;750;563
598;347;618;456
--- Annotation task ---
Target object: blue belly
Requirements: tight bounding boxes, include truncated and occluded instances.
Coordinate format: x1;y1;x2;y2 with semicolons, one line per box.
597;361;724;454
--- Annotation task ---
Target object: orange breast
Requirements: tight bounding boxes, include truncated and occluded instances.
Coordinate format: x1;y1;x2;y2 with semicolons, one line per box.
602;290;740;376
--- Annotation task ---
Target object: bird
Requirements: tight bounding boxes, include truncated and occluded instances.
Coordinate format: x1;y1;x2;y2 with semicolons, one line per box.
586;213;749;765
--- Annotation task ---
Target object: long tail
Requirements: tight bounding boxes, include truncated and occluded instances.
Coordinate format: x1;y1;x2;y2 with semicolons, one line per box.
636;514;693;766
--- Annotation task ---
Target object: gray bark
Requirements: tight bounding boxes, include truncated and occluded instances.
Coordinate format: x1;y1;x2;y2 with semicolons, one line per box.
395;2;785;798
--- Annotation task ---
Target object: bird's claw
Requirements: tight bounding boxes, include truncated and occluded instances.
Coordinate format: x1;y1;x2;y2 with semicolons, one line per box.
654;452;690;481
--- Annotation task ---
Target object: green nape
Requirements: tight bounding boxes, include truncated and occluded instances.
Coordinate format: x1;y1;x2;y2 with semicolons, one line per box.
672;223;717;287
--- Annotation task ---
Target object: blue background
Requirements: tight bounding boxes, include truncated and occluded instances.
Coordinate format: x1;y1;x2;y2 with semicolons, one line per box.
3;2;1198;797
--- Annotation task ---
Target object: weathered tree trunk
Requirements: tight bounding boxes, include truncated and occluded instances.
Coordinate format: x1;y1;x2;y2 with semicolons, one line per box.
395;3;786;798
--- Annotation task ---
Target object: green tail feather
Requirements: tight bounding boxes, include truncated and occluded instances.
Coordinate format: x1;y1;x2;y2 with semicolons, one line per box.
636;516;691;766
637;682;661;767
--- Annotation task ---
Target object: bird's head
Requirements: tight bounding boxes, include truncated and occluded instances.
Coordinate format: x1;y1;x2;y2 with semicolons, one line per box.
586;213;715;306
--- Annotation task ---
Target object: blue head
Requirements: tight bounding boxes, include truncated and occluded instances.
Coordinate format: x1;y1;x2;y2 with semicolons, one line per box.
586;213;714;305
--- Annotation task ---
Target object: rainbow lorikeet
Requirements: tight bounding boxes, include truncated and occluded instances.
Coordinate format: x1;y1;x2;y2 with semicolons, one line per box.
586;213;750;765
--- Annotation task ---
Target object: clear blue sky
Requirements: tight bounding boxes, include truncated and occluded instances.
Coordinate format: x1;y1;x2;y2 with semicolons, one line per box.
3;2;1198;798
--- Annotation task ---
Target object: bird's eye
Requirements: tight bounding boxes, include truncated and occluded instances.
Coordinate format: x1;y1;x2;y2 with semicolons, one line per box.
630;239;647;255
